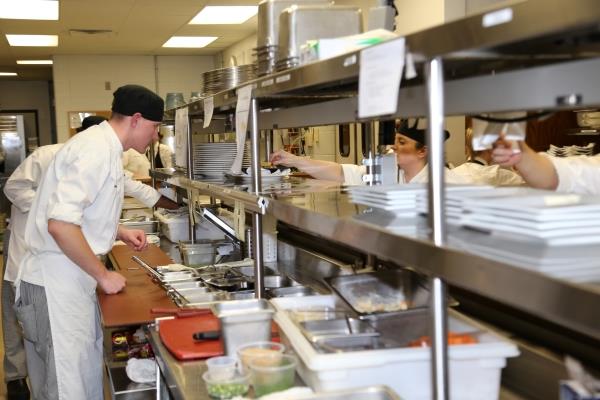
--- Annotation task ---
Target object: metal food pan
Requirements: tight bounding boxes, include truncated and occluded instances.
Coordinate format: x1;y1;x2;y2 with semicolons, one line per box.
290;385;401;400
166;280;205;290
160;271;198;283
299;318;379;342
267;285;316;298
325;269;432;318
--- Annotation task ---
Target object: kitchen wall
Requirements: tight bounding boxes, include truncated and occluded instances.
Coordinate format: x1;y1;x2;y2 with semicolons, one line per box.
218;34;258;68
0;80;53;146
53;55;215;142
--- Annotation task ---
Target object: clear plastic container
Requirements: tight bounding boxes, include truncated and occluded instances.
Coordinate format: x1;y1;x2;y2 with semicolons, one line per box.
202;371;249;399
249;354;297;397
206;356;237;381
236;341;285;373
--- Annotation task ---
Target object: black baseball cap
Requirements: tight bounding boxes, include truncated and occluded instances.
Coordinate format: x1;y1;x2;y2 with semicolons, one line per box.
111;84;164;122
76;115;107;133
396;119;450;145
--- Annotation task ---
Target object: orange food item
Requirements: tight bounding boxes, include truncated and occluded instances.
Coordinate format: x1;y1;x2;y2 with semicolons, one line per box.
409;332;477;347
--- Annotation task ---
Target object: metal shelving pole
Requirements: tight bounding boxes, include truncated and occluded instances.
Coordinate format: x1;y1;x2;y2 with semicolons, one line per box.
426;56;449;400
250;97;266;299
186;112;196;243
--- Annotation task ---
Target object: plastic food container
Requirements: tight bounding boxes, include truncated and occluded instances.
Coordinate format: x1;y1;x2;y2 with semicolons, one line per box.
206;356;237;381
272;295;519;400
202;371;249;399
249;354;297;397
236;341;285;373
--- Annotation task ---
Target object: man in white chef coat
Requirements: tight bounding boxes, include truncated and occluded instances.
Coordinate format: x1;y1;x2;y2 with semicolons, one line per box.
492;138;600;195
14;84;164;400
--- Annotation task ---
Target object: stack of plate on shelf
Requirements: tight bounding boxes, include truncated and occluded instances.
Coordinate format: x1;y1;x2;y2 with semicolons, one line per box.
200;65;257;97
449;227;600;283
547;143;595;157
348;184;425;217
192;142;251;178
446;187;600;246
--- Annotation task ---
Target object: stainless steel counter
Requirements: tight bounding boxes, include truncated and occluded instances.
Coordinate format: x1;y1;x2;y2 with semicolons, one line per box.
146;324;211;400
152;169;600;342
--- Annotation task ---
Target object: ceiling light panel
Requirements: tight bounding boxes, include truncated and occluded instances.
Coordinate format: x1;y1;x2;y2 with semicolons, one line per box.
0;72;18;76
162;36;218;48
6;34;59;46
189;6;258;24
0;0;59;20
17;60;53;65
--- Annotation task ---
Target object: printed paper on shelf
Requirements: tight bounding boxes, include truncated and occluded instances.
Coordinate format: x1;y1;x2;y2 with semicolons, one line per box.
203;96;214;129
230;84;253;174
358;38;405;118
175;107;189;168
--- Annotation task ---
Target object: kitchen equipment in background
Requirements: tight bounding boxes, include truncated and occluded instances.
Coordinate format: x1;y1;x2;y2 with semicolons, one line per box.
576;109;600;128
120;217;158;234
276;5;362;71
165;93;185;110
200;65;257;97
255;0;331;76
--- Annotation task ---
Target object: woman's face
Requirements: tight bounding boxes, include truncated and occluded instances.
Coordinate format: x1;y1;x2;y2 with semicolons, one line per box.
393;133;426;168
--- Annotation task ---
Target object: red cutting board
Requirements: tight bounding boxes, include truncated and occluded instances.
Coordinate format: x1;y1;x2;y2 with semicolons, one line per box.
159;314;224;360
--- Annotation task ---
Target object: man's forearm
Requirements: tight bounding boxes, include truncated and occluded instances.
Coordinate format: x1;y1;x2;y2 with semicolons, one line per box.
515;145;559;190
48;219;108;282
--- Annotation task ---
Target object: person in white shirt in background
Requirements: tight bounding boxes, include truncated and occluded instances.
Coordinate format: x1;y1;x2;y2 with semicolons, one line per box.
122;147;151;177
492;136;600;195
13;85;164;400
452;128;524;186
150;130;174;169
270;119;469;185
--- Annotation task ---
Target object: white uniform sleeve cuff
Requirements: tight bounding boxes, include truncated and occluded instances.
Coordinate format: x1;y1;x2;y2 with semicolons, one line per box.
47;203;83;225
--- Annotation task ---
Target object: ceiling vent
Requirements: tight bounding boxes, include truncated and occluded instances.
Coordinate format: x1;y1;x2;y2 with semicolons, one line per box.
68;29;115;37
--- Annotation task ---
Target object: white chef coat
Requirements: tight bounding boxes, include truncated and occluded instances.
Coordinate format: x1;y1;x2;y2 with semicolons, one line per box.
17;121;125;399
542;153;600;195
341;163;469;185
3;144;63;283
3;143;159;284
122;148;151;176
452;160;524;186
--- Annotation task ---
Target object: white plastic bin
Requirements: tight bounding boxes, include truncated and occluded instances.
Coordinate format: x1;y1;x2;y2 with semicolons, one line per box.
271;295;519;400
155;211;226;243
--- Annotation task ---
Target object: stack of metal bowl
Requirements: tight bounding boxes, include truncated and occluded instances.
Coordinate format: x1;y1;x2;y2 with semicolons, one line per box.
200;64;257;97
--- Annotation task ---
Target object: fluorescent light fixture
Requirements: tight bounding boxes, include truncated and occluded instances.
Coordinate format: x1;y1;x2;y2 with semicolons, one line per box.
162;36;217;48
6;34;58;46
189;6;258;24
0;0;59;20
0;72;18;76
17;59;53;65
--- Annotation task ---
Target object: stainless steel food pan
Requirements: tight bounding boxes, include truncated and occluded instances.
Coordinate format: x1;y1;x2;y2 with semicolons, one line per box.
160;271;198;283
300;318;379;342
166;280;205;290
295;385;401;399
277;5;362;63
267;285;316;298
120;219;158;234
211;299;275;356
257;0;332;47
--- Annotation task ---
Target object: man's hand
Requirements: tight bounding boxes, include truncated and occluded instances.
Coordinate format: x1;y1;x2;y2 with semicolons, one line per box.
98;270;126;294
117;226;147;251
492;138;523;167
269;149;298;167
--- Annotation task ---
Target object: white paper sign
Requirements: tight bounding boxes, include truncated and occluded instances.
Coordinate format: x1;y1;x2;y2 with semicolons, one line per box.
174;107;189;168
230;85;253;174
358;38;406;118
203;96;214;129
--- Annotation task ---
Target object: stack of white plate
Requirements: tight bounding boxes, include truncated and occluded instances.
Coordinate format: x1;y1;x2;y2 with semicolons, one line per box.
449;187;600;246
192;142;251;178
348;184;425;217
547;143;595;157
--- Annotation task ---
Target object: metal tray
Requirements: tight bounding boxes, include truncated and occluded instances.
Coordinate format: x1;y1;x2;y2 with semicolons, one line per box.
315;335;399;353
299;317;379;342
325;269;434;318
160;271;198;283
166;280;205;290
294;385;401;399
267;285;316;298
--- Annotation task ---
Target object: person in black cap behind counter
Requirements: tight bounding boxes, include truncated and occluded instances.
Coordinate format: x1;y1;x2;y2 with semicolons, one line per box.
14;84;164;400
269;119;468;185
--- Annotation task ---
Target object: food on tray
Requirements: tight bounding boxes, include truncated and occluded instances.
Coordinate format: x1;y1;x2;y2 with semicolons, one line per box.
352;293;409;313
409;332;478;347
239;347;282;369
